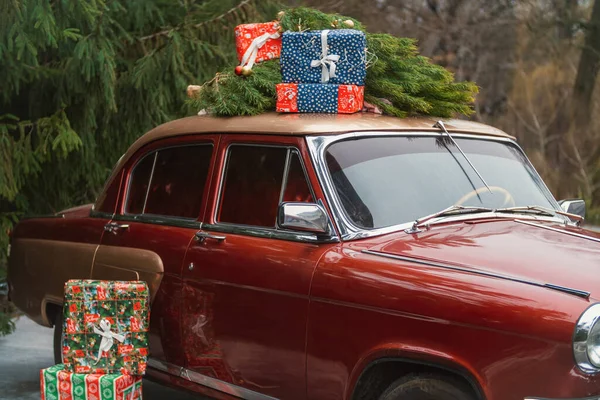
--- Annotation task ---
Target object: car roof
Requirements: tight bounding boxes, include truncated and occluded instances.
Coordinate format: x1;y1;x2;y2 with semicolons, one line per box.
139;113;513;143
118;113;515;166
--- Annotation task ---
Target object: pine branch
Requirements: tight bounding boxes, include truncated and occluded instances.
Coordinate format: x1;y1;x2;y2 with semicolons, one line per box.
138;0;257;42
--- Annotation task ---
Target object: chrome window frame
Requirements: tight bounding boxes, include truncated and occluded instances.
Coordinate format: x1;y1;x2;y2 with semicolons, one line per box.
123;142;215;222
209;142;338;244
306;131;566;241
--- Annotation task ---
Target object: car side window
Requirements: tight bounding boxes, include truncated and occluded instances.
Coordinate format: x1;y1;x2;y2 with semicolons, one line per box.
125;144;213;219
218;145;314;228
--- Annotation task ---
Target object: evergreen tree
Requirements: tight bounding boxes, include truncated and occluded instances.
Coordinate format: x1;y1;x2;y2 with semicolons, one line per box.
0;0;279;335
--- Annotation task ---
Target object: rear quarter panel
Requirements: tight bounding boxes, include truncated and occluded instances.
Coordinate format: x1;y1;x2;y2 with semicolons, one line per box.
307;244;599;400
8;215;108;326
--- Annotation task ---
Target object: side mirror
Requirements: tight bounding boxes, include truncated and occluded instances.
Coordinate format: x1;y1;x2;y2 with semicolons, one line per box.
277;203;330;234
558;199;586;219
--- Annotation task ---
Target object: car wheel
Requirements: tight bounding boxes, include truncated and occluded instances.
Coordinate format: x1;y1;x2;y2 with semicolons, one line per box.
53;311;63;364
379;373;475;400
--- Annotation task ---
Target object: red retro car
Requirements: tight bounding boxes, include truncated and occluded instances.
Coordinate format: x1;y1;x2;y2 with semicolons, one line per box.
7;113;600;400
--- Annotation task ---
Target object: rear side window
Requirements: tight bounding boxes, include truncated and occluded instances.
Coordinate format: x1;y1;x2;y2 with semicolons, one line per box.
126;144;213;219
218;145;313;227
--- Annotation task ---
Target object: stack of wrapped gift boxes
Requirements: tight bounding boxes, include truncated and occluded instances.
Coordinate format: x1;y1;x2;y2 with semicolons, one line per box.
41;280;150;400
234;21;366;114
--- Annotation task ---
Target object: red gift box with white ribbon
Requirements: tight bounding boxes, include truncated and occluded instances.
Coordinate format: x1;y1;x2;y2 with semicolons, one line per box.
235;22;282;69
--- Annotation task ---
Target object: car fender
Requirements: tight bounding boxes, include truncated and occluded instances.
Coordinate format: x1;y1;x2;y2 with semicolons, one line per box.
346;343;486;400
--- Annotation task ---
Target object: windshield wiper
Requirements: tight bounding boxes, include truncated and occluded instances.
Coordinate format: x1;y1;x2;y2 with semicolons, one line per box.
495;205;584;223
404;204;585;235
435;121;492;193
405;205;493;234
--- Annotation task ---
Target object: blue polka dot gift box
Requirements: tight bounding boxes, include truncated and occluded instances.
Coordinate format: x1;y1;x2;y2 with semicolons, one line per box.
276;83;364;114
281;29;366;85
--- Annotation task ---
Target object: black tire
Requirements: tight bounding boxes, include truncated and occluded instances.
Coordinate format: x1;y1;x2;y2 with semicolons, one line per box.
379;373;475;400
53;310;63;364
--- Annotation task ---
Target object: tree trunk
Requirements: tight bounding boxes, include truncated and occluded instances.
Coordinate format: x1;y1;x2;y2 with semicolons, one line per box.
556;0;578;40
573;0;600;121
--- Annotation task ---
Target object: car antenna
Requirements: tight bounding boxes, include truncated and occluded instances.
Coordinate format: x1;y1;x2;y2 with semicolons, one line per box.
434;121;492;194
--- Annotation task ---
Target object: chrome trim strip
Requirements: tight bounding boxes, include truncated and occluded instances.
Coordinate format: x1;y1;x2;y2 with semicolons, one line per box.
203;223;339;243
573;303;600;374
147;357;181;375
362;249;590;299
306;131;566;241
147;358;278;400
182;368;278;400
113;214;201;229
279;149;291;204
89;210;114;219
525;397;600;399
516;220;600;244
142;152;158;214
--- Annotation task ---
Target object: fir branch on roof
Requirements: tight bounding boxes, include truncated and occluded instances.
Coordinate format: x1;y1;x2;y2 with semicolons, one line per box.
191;6;478;118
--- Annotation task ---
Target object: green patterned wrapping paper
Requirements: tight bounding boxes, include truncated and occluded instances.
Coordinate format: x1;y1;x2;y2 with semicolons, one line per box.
62;280;150;375
40;364;142;400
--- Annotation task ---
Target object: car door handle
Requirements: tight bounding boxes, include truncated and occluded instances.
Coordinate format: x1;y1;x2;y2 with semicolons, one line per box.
104;222;130;234
194;231;226;243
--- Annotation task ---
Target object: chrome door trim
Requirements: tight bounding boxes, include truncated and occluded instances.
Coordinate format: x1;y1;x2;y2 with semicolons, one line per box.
363;249;590;299
147;358;278;400
516;220;600;244
89;210;115;219
112;214;201;230
306;131;565;241
202;222;339;244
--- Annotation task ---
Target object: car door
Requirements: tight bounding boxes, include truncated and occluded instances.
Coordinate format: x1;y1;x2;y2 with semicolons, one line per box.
93;135;218;370
181;134;337;399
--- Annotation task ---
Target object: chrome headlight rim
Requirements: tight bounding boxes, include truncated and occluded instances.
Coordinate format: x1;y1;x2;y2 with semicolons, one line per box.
573;303;600;374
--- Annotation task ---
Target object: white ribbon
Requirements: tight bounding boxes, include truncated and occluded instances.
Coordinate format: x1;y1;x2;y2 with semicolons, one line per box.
93;318;125;364
240;31;281;69
310;30;340;83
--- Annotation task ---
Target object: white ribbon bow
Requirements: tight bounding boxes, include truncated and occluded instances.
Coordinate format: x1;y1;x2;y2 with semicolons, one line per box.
311;30;340;83
240;31;281;69
93;318;125;364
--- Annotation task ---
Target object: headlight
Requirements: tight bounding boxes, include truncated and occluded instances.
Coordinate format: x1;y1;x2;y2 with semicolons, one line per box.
573;303;600;373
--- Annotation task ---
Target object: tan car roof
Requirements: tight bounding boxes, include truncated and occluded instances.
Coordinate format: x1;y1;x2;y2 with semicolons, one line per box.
133;112;512;151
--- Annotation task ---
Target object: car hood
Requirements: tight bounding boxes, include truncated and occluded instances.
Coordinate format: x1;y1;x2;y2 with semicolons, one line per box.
366;219;600;299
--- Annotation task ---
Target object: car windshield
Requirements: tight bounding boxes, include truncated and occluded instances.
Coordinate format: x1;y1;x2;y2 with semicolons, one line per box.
325;135;558;229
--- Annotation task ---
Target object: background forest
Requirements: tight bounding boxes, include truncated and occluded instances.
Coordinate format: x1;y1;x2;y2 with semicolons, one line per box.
1;0;599;335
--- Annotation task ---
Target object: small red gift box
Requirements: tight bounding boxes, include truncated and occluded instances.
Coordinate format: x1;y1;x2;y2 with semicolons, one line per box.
235;22;282;66
276;83;364;114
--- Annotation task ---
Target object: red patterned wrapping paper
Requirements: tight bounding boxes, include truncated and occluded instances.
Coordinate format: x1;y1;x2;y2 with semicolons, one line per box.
235;22;282;63
62;280;150;376
276;83;364;114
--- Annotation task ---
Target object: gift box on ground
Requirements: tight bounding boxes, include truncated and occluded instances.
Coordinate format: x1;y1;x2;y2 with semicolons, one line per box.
62;280;150;375
276;83;364;114
41;364;142;400
235;22;282;67
281;29;366;85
